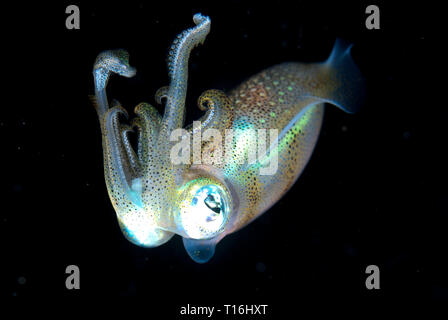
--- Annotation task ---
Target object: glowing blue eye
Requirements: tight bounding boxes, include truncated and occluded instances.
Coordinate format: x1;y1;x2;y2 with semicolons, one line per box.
179;185;230;239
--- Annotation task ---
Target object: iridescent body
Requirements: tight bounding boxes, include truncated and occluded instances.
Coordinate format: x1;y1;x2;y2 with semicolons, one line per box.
91;14;364;263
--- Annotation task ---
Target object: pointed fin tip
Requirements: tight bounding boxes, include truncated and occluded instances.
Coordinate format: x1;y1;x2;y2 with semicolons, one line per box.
326;38;354;64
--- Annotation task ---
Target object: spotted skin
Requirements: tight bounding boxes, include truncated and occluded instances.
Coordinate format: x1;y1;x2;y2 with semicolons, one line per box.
91;14;364;263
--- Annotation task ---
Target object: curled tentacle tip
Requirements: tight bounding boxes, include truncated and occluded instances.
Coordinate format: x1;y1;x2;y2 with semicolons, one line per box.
197;89;232;111
193;14;210;46
198;96;213;111
109;101;129;119
110;49;137;77
123;66;137;78
155;86;169;105
193;13;209;25
94;49;136;78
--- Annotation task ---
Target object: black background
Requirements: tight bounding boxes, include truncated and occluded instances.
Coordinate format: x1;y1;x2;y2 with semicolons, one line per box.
1;0;440;311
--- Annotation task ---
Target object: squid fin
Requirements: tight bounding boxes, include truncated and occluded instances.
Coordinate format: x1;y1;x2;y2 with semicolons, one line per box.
323;38;365;114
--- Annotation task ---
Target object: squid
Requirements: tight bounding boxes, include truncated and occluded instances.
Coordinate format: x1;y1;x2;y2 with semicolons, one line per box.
91;13;364;263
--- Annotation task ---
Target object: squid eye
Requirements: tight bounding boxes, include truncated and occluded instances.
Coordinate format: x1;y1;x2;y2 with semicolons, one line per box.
178;184;231;239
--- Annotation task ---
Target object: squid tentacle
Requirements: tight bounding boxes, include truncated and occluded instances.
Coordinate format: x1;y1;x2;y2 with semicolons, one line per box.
133;103;161;167
187;89;234;134
104;105;143;207
119;124;141;177
158;13;211;141
92;49;142;206
93;49;136;120
131;117;144;163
